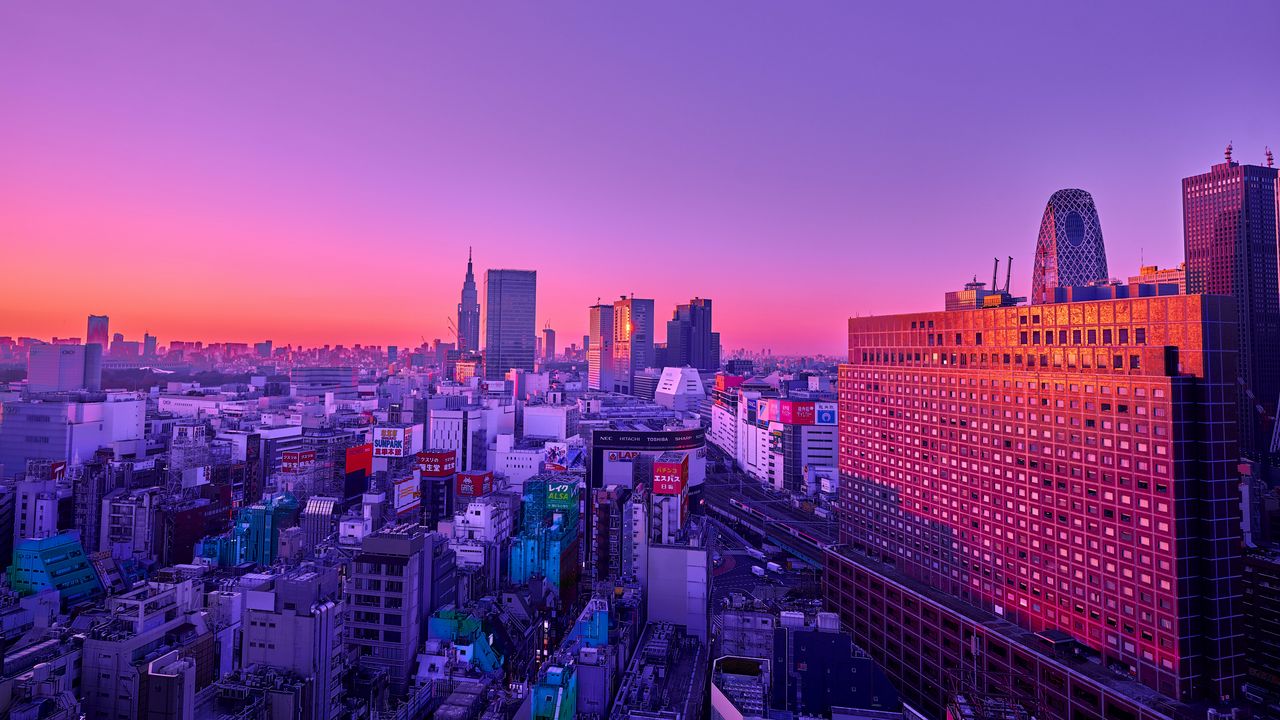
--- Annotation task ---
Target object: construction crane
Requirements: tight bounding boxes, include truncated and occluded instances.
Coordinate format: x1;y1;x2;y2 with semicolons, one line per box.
445;317;459;346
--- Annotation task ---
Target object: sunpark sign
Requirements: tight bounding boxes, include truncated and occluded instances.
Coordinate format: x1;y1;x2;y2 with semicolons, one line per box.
373;426;413;458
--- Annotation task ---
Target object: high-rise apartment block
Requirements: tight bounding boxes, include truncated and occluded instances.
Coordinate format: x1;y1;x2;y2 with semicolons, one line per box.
484;269;537;380
829;291;1243;715
1182;150;1280;459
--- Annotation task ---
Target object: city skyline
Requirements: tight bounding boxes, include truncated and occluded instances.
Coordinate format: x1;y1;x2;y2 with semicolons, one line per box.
5;5;1280;720
4;3;1279;352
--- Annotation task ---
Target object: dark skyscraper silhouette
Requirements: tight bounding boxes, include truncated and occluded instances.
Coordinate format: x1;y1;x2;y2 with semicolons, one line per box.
1183;146;1280;458
456;249;481;353
86;314;109;349
1030;189;1110;304
665;297;719;370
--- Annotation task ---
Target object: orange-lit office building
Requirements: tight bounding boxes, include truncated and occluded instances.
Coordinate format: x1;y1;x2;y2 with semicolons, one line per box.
826;287;1243;718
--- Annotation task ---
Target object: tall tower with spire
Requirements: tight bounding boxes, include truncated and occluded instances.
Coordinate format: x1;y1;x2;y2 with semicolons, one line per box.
457;248;481;353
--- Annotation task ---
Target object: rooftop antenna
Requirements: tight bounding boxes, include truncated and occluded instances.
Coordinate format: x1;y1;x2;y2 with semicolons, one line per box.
991;257;999;289
1267;146;1275;168
1225;141;1233;163
1004;255;1013;293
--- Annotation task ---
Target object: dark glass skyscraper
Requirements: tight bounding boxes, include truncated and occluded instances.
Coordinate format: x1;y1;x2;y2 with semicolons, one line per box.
665;297;719;370
1030;189;1109;304
1182;149;1280;459
456;249;481;353
86;314;109;349
484;269;536;380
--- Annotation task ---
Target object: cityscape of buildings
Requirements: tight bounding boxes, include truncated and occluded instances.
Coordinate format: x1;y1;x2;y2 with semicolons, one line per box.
2;146;1279;720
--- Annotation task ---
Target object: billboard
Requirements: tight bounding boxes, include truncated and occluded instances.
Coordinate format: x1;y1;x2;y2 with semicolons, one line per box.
344;444;374;498
417;450;457;477
757;399;780;424
392;475;420;516
715;374;745;392
546;480;577;510
281;450;316;474
591;427;705;451
815;402;837;426
456;471;494;498
345;444;373;476
652;455;688;496
373;426;409;458
591;427;707;490
544;442;569;472
780;401;816;425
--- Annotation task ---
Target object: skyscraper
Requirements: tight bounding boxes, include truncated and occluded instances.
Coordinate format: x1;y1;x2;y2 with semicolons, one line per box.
588;303;615;392
828;290;1243;714
611;296;654;395
457;248;481;353
665;297;718;370
484;269;537;380
542;326;556;362
1030;189;1109;304
1182;146;1280;459
86;314;109;349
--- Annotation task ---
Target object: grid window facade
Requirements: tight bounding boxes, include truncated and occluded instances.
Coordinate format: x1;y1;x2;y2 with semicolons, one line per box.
836;295;1242;703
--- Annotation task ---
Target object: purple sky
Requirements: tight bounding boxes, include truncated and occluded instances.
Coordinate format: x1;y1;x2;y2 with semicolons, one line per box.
3;2;1278;354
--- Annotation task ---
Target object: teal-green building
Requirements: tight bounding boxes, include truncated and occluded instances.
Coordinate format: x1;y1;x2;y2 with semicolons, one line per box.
8;532;103;606
234;491;298;566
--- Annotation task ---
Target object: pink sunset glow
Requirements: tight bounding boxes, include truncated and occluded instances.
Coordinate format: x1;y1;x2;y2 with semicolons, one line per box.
2;2;1278;353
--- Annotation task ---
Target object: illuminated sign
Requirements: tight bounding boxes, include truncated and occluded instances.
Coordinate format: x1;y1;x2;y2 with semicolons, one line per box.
652;456;687;496
417;450;457;477
815;402;837;426
393;475;420;516
281;450;316;474
780;401;816;425
757;399;774;423
546;480;576;510
456;471;494;497
373;426;409;458
544;442;569;472
591;427;705;450
345;444;373;476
